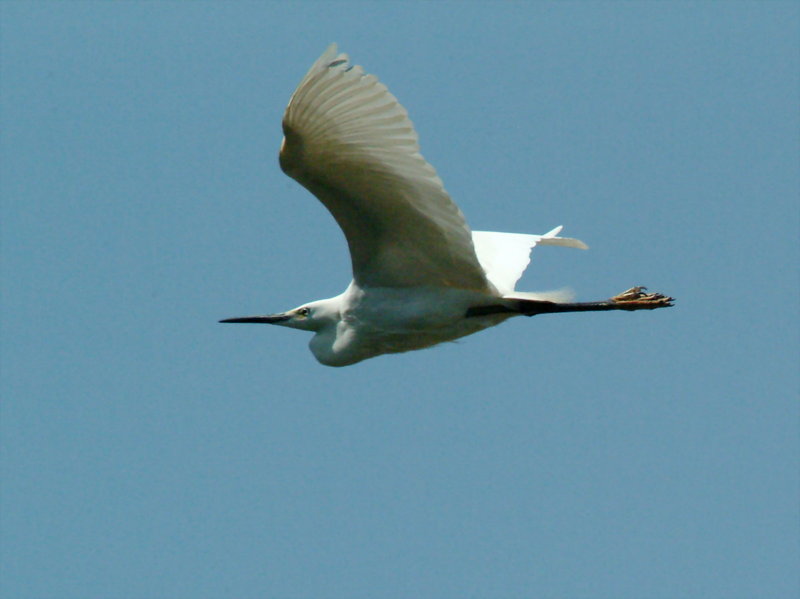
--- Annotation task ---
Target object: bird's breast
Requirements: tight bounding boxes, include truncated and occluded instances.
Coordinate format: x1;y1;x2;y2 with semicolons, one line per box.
318;286;505;364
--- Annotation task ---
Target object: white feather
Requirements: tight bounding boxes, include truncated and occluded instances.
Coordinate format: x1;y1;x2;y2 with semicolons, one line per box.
280;44;490;291
472;226;587;295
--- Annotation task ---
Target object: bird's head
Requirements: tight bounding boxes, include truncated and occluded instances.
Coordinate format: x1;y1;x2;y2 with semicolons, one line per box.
220;299;338;333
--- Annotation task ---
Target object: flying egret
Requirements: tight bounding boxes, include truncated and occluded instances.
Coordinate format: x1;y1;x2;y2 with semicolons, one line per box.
221;45;673;366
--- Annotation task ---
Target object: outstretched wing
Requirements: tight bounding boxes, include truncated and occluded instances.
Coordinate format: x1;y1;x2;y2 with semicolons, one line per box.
279;45;491;291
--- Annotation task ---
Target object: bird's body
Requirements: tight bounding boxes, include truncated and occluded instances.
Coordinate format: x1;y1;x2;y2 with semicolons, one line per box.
300;284;514;367
222;45;673;366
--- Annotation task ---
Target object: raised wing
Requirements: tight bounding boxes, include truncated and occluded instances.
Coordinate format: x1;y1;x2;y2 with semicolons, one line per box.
279;45;491;291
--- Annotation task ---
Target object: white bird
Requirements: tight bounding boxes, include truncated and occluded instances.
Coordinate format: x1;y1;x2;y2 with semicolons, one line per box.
221;45;673;367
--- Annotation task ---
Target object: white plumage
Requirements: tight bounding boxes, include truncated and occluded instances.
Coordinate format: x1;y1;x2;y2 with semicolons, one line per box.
221;45;673;366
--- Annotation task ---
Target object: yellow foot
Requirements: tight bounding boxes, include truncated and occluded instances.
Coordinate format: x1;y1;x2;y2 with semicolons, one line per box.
610;286;674;310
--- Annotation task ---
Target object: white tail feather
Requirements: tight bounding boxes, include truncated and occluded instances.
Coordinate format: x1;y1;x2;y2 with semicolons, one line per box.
505;288;576;303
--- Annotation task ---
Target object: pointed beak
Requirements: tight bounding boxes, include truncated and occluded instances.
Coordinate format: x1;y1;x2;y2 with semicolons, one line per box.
219;313;291;324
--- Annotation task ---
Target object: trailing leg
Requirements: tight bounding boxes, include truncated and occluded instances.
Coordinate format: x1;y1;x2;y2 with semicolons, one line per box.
516;286;674;316
466;287;674;318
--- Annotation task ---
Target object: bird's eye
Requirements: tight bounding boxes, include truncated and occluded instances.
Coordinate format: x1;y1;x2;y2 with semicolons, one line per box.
297;307;310;317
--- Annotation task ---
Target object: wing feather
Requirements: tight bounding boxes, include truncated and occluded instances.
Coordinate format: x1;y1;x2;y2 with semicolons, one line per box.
279;45;490;291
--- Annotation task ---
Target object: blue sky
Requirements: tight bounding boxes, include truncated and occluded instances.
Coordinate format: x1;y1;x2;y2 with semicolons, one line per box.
2;2;798;598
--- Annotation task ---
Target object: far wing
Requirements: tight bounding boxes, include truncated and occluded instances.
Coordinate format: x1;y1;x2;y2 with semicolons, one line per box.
472;226;587;295
279;45;491;291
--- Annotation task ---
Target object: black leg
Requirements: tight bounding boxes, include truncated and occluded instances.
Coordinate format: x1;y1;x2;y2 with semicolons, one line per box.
466;287;674;318
518;287;674;316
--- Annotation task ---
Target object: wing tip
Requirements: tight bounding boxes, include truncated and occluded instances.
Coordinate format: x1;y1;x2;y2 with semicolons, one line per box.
541;225;589;250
